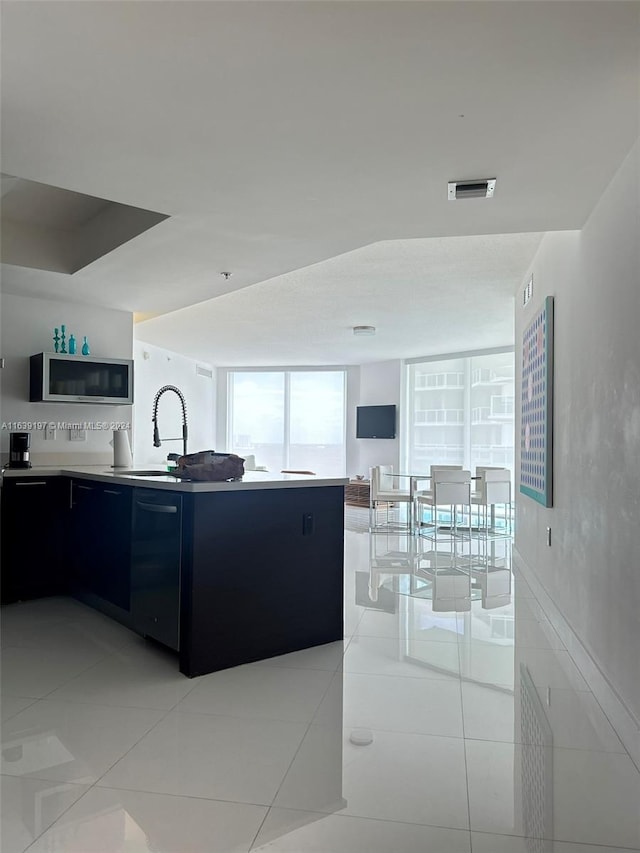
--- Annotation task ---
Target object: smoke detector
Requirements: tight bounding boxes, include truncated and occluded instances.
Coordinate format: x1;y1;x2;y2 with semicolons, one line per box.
448;178;496;200
353;326;376;336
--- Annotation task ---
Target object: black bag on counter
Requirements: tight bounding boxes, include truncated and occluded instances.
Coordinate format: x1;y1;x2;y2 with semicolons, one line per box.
174;451;245;482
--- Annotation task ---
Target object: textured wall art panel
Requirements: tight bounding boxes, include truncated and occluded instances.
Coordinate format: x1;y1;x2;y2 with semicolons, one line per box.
520;296;554;507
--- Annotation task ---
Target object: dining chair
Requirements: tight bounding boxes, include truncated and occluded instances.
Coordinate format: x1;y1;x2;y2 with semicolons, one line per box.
472;468;512;533
411;465;463;517
415;469;472;538
369;465;412;531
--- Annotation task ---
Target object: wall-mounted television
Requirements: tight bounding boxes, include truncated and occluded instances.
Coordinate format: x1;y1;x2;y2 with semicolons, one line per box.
356;405;396;439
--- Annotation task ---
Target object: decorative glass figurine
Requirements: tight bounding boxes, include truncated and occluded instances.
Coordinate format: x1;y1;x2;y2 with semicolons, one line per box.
68;334;77;355
60;325;67;354
81;336;90;356
53;328;60;353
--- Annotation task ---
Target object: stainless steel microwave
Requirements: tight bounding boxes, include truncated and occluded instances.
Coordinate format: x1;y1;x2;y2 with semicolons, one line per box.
29;353;134;404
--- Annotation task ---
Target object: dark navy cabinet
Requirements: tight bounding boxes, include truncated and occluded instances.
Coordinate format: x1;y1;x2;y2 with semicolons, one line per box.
1;476;69;603
2;474;346;678
70;479;132;611
131;489;182;650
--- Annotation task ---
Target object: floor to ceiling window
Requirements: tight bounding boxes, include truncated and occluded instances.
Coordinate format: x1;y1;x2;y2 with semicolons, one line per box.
227;369;346;476
406;350;515;479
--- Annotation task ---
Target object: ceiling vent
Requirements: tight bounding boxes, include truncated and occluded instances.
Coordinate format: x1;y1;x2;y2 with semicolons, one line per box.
448;178;496;200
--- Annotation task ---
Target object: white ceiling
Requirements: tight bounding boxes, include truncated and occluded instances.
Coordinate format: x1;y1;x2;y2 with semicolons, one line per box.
1;1;638;364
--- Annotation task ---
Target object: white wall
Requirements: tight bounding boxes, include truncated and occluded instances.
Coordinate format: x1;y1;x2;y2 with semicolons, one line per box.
349;360;402;477
133;340;215;467
514;139;640;725
0;292;133;464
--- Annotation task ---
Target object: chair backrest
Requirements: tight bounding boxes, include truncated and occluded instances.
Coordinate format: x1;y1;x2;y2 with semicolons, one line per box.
430;464;463;478
432;469;471;505
379;465;394;491
370;464;394;495
476;468;511;504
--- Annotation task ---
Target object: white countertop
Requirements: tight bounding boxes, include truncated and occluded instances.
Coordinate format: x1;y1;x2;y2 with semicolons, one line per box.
1;465;348;492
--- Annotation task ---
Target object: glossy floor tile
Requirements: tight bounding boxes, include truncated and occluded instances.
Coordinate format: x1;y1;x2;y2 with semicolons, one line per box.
470;834;640;853
0;776;89;853
1;695;36;722
99;711;309;804
45;642;198;710
315;671;464;737
176;664;334;723
343;634;461;679
1;699;165;783
465;738;640;848
1;644;110;699
25;786;268;853
252;809;472;851
251;639;349;672
274;723;470;828
1;520;639;852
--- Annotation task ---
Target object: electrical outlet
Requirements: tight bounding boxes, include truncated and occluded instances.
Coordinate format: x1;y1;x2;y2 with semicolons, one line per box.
45;424;56;440
69;427;87;442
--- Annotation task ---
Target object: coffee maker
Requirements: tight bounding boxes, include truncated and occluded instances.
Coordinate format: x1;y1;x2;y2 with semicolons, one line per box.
8;432;32;469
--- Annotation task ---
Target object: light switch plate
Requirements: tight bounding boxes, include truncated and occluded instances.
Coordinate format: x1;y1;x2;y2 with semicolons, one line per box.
69;427;86;442
45;424;56;440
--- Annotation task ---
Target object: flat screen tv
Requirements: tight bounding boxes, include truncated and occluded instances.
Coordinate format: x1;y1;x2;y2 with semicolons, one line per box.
356;405;396;439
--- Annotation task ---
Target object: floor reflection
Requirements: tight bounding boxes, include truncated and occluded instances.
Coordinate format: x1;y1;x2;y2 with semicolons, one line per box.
2;514;639;852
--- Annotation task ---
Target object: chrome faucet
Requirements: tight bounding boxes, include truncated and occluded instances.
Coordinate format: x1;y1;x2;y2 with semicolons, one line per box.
152;385;188;458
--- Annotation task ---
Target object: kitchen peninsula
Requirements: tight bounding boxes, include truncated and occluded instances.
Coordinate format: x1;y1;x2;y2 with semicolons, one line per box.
1;468;347;677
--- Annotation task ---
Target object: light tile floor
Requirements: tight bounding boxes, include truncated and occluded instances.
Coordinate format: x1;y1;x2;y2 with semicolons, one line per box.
1;516;639;852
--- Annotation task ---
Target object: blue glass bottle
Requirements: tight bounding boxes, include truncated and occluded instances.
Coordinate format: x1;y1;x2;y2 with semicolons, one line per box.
68;334;77;355
81;336;90;356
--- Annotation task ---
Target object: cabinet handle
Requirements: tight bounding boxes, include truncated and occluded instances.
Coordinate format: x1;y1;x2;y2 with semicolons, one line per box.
77;484;94;491
136;501;178;514
15;480;47;486
103;489;121;495
77;395;106;401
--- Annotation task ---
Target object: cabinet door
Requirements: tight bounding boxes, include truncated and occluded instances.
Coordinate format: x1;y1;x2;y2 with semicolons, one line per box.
70;481;132;612
99;486;132;611
70;480;102;596
131;490;182;650
1;477;69;603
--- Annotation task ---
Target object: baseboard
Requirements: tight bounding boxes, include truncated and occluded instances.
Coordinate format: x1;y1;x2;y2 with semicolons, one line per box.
513;546;640;771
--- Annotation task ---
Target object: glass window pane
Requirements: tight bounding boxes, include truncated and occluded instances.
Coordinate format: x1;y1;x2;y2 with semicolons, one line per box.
289;371;345;476
469;353;515;481
229;372;285;472
409;359;465;472
228;370;346;477
407;352;515;499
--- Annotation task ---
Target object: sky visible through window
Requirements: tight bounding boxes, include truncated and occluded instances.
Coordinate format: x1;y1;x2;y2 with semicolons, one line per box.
229;370;346;475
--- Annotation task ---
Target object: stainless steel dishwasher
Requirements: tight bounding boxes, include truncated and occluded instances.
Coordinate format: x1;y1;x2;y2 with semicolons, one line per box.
131;489;182;650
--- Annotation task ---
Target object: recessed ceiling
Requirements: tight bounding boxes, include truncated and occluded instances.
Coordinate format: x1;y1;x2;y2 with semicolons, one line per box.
0;2;638;359
0;174;169;274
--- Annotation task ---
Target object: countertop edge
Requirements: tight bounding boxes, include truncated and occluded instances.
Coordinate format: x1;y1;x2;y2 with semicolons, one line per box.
2;466;349;492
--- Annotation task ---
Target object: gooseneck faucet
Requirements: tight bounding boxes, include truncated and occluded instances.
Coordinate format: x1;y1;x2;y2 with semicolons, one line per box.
152;385;188;458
